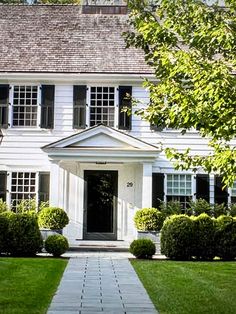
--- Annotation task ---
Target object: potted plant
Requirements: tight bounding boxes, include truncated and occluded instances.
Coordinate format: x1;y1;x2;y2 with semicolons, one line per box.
38;207;69;241
134;207;164;252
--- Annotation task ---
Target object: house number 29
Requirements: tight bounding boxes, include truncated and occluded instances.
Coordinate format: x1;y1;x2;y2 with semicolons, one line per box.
127;182;133;187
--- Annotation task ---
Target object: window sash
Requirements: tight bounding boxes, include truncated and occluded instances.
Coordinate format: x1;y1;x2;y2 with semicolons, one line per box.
166;195;192;210
89;86;116;127
12;85;39;128
232;182;236;197
10;171;50;209
166;174;192;196
11;172;36;208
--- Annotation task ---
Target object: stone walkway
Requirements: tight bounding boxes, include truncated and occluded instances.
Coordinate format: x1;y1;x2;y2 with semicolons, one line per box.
48;252;158;314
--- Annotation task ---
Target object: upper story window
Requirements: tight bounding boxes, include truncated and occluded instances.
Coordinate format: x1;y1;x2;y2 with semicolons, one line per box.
73;85;132;130
90;87;115;127
0;84;54;130
13;86;38;127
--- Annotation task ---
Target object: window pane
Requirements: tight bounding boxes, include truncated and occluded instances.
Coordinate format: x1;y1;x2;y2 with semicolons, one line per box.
90;87;115;127
11;172;36;210
166;174;192;196
12;86;38;127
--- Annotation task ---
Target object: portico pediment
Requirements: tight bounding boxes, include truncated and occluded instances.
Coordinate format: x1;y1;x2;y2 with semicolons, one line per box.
42;125;160;162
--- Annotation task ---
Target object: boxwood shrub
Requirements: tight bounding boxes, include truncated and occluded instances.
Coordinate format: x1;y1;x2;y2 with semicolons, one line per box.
7;213;43;256
38;207;69;230
130;238;156;259
0;213;9;254
161;215;194;260
45;234;69;257
134;207;164;231
215;215;236;260
192;214;215;260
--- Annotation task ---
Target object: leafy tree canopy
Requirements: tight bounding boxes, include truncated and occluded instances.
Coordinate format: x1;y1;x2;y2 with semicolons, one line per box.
124;0;236;187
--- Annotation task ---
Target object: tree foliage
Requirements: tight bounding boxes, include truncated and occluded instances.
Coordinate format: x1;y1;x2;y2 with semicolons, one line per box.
124;0;236;186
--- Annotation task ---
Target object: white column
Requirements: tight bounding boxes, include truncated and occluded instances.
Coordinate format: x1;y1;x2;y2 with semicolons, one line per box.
50;161;60;207
142;163;153;208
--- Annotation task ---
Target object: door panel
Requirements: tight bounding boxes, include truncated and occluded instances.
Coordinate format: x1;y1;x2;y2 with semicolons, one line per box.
84;170;118;240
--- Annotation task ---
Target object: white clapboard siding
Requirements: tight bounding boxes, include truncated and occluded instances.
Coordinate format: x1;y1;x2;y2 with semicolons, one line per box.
0;84;235;171
131;86;236;170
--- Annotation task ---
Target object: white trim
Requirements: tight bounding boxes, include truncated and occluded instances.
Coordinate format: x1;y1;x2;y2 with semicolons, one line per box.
44;125;159;150
9;84;41;130
0;73;156;84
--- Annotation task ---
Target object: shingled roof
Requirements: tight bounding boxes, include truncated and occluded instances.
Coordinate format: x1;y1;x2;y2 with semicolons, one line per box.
0;5;152;74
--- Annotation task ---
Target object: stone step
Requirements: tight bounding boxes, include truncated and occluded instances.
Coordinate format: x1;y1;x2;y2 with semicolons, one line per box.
69;240;130;252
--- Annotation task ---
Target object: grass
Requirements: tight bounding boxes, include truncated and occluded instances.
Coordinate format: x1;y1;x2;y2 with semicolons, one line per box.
131;260;236;314
0;257;67;314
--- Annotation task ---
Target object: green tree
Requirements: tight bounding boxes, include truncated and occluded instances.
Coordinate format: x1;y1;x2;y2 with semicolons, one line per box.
124;0;236;187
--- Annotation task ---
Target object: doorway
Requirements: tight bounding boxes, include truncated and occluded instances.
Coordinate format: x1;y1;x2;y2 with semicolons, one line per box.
84;170;118;240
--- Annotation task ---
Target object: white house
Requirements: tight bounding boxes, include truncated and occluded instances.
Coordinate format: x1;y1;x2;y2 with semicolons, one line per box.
0;4;235;245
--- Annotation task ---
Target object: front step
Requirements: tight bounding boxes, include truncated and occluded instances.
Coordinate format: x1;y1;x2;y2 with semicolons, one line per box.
69;240;130;252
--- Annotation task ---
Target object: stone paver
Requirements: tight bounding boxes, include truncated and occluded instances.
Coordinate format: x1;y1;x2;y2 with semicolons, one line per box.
48;252;158;314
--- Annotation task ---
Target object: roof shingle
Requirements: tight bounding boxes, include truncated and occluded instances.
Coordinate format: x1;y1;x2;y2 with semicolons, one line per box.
0;5;152;74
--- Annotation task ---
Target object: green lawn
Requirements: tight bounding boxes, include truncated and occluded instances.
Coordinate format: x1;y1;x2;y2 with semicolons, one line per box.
131;260;236;314
0;257;67;314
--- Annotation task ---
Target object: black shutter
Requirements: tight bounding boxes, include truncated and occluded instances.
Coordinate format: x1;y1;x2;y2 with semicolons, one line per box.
41;85;55;129
73;85;87;129
0;171;7;201
118;86;132;130
196;174;210;202
0;85;9;129
39;172;50;203
152;173;164;209
215;176;228;205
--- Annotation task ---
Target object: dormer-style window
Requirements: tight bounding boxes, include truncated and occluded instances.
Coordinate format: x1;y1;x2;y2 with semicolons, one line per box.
13;86;38;127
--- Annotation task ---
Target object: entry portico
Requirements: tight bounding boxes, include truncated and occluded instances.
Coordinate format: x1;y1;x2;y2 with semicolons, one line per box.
42;125;160;245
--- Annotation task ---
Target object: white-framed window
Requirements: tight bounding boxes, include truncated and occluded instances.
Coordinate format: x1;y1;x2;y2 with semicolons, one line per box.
11;172;36;207
166;174;193;208
12;85;39;127
9;171;50;209
89;86;116;127
231;181;236;203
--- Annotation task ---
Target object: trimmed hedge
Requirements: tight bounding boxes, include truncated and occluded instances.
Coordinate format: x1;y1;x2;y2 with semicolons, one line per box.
0;213;9;254
134;208;164;231
38;207;69;230
160;214;236;260
192;214;215;260
215;215;236;260
7;213;43;256
130;238;156;259
161;215;194;260
45;234;69;257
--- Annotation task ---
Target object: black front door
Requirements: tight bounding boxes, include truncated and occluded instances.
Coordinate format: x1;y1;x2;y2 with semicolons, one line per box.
84;170;118;240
